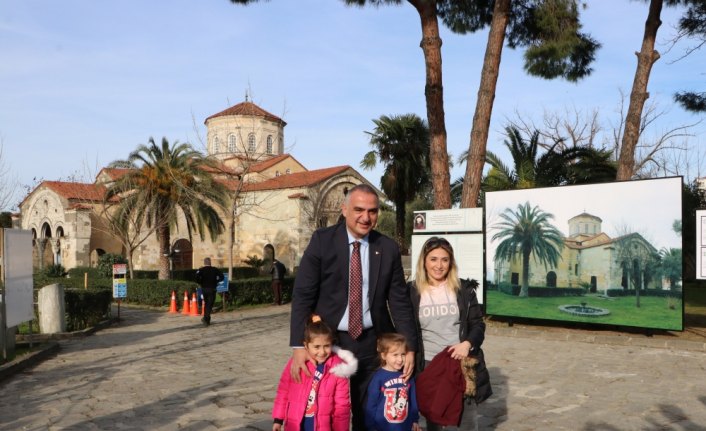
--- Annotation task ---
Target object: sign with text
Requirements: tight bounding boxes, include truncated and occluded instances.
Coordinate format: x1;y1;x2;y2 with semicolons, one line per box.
217;273;229;293
410;209;485;304
413;208;483;233
112;264;127;298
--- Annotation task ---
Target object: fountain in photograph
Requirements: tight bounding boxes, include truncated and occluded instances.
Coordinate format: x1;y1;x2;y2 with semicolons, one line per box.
558;302;610;317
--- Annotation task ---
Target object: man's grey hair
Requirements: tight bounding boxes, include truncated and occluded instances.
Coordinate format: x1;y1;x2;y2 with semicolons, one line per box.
344;183;379;205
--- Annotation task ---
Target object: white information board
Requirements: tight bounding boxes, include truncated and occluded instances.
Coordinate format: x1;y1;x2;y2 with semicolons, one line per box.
696;209;706;280
3;229;34;327
411;209;485;304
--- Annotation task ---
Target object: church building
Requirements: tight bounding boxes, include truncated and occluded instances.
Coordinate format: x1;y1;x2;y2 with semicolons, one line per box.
18;100;376;272
493;212;662;292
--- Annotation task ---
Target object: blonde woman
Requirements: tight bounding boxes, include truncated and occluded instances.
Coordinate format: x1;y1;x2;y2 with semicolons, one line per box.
409;237;491;431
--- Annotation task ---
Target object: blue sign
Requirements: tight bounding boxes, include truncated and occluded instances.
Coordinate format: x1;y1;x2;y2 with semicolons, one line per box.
217;273;229;293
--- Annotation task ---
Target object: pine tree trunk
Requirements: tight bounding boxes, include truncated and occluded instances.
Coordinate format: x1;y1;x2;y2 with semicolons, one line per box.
617;0;663;180
461;0;511;208
410;0;451;209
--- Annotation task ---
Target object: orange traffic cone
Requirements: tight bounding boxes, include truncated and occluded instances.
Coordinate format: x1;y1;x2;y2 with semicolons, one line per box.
200;293;205;317
190;293;199;316
168;290;178;313
181;290;191;315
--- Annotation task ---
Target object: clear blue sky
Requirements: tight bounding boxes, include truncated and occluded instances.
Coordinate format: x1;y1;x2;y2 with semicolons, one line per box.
1;0;703;211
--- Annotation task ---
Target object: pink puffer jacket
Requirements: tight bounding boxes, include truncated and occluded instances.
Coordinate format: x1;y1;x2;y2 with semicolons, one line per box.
272;347;357;431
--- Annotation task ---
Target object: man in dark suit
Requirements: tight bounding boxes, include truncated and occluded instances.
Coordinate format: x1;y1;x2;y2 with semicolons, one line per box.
289;184;418;429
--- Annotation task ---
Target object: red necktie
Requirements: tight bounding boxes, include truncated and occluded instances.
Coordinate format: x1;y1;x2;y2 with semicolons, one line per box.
348;241;363;339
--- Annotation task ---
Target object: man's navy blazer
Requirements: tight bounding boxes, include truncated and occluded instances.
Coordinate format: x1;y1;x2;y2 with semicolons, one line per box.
290;222;418;351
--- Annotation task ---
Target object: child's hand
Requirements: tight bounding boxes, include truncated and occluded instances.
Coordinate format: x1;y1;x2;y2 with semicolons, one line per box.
412;422;420;431
272;423;282;431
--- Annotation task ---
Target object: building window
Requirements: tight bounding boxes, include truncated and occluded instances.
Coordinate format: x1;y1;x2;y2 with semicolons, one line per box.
228;134;237;153
212;136;220;154
266;135;273;154
248;133;256;153
286;168;291;174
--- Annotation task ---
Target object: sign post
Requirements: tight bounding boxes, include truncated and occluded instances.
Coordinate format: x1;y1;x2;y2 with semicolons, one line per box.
217;273;229;312
112;264;127;320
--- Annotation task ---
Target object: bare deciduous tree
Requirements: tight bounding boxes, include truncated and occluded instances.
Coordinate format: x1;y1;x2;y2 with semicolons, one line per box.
0;139;19;211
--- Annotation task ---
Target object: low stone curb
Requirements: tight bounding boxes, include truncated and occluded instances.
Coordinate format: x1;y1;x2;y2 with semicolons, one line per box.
486;324;706;352
0;341;60;383
1;317;118;383
14;317;118;343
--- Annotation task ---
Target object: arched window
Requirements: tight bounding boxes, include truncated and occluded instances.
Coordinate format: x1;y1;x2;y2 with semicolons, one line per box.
266;135;273;154
248;133;256;153
228;134;237;153
212;136;220;154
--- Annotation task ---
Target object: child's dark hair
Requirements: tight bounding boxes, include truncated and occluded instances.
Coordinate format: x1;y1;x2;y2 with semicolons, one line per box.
303;314;335;344
376;333;407;365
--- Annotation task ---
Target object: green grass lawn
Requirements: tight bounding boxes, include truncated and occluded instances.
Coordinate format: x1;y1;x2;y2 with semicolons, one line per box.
487;290;683;331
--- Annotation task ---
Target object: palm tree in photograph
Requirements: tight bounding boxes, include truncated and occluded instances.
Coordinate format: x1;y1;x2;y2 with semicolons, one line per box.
492;201;564;297
361;114;430;252
483;126;617;192
105;137;228;280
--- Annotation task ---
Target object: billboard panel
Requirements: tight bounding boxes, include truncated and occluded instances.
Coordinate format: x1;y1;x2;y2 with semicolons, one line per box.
3;229;34;327
485;177;683;331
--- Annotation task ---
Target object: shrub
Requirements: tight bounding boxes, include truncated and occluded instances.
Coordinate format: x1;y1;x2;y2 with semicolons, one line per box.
97;253;128;277
64;288;113;331
131;270;159;279
229;276;295;306
67;266;104;280
42;264;67;278
122;279;200;307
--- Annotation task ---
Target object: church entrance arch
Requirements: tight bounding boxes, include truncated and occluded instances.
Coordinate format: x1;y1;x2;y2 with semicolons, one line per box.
171;239;193;270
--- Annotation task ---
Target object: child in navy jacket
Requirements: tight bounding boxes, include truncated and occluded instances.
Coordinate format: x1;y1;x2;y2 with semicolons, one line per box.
365;333;420;431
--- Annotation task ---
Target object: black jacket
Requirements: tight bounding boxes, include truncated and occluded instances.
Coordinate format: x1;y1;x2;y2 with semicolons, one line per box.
196;265;224;290
409;278;492;404
270;260;286;280
291;222;418;350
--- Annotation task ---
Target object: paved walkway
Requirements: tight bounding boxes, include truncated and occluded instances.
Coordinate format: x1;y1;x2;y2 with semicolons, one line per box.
1;305;705;430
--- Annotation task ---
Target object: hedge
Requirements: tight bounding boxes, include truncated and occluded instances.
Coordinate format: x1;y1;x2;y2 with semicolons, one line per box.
64;288;113;331
228;276;295;306
605;288;681;298
498;282;584;297
122;279;200;307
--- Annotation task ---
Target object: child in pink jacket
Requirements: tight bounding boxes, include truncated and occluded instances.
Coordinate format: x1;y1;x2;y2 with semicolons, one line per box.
272;315;357;431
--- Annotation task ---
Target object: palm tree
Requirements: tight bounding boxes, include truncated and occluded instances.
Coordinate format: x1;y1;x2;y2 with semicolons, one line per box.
105;137;228;280
481;126;617;192
361;114;430;252
492;202;564;297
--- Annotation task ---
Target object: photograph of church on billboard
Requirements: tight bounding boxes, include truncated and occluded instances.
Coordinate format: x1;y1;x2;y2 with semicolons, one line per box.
485;176;683;331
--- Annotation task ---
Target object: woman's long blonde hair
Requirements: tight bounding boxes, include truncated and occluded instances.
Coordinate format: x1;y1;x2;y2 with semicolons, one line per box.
413;236;460;296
